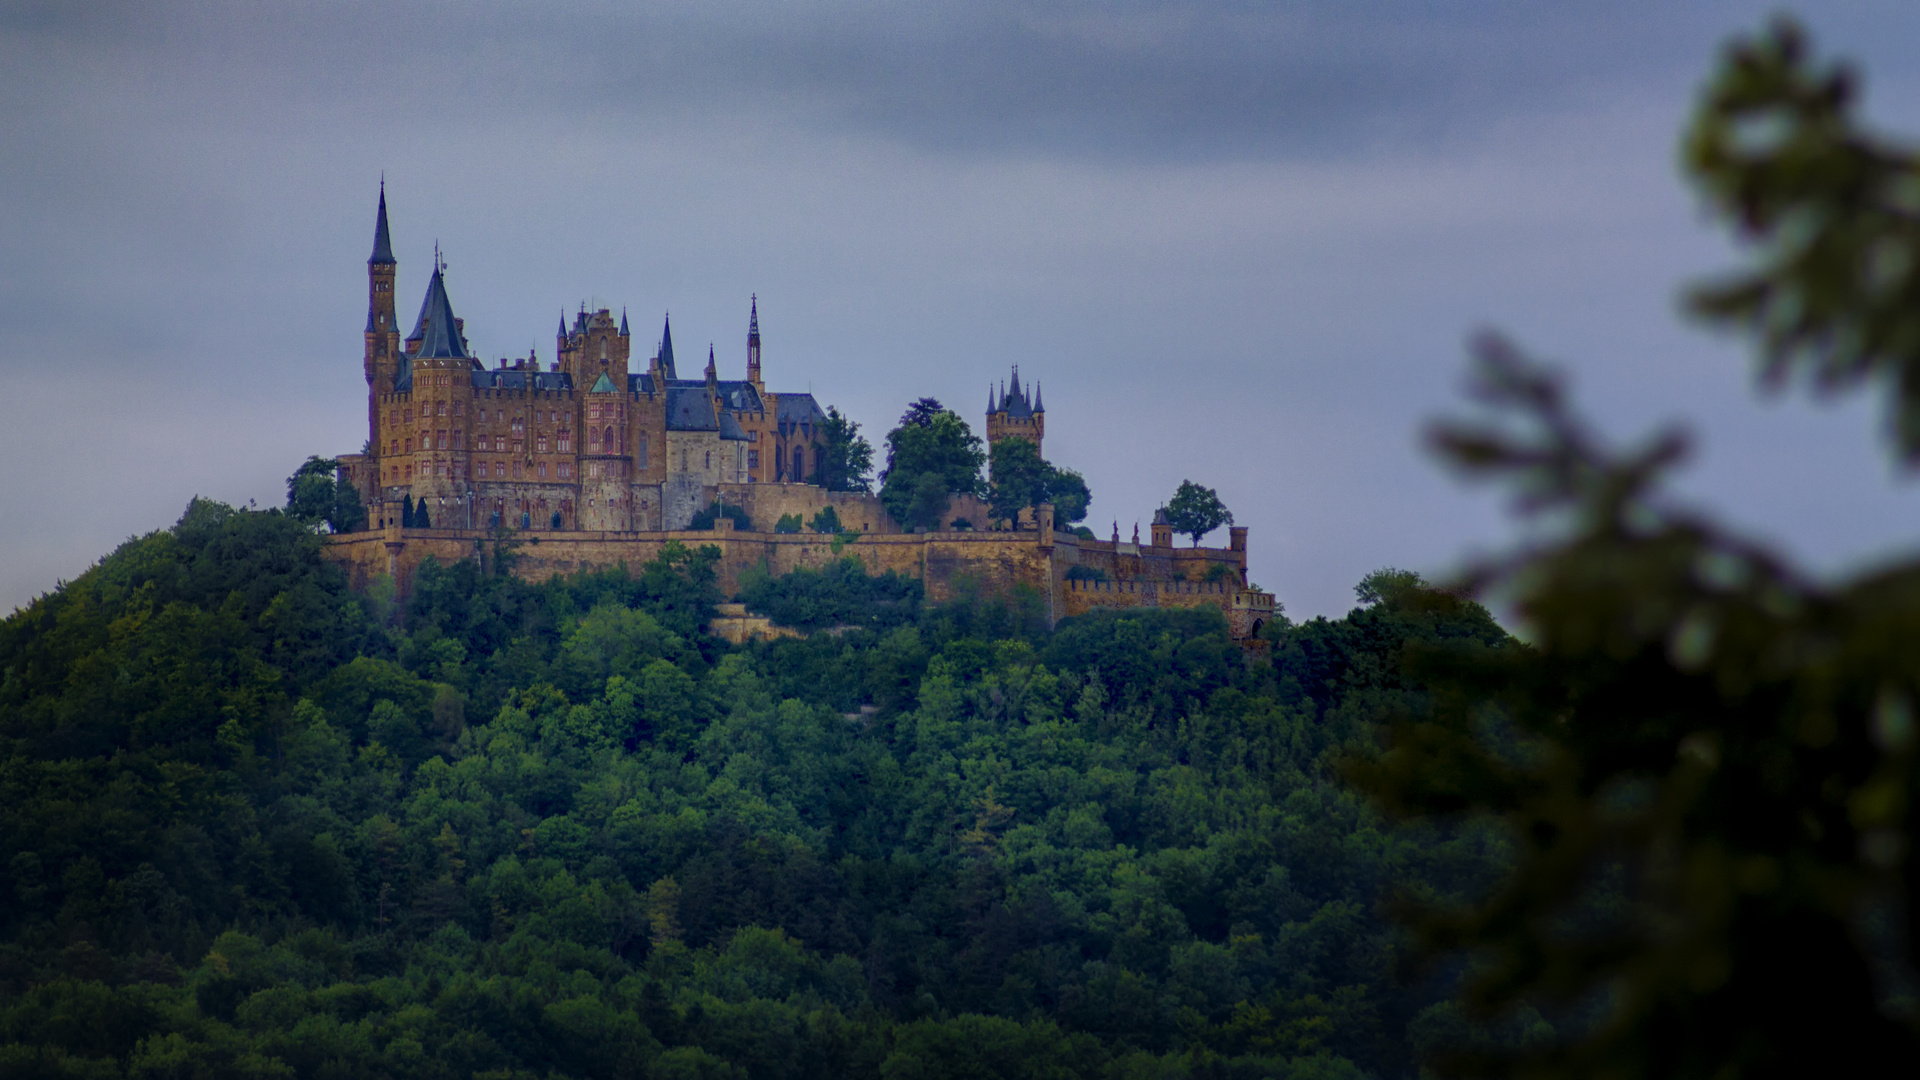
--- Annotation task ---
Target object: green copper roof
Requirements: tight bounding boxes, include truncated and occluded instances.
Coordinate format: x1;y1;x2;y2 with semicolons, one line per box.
590;373;617;393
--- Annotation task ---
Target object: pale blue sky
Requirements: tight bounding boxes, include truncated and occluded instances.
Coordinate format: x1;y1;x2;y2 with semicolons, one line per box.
4;1;1920;617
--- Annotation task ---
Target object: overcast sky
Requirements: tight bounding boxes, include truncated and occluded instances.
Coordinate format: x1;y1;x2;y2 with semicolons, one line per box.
5;1;1920;619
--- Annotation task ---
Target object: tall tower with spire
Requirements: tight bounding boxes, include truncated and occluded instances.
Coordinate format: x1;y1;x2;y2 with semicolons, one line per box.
984;364;1045;456
746;295;762;390
365;183;401;462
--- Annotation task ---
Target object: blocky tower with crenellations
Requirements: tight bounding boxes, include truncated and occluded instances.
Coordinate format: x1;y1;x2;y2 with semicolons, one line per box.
985;366;1044;456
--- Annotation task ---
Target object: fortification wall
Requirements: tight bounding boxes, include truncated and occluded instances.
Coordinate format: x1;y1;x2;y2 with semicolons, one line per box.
714;483;899;535
321;518;1270;636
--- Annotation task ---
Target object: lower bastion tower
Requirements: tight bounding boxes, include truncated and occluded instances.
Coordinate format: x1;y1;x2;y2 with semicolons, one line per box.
330;187;1275;641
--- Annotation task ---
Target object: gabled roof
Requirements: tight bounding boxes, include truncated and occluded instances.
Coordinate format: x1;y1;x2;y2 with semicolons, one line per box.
665;387;718;431
407;264;471;360
590;373;617;393
777;393;827;424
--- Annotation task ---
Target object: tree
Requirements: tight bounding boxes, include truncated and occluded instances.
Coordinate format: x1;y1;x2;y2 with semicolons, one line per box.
413;499;430;529
808;505;843;534
286;456;337;523
285;456;366;533
899;397;946;429
1345;20;1920;1078
1045;466;1091;527
811;406;874;492
1162;480;1232;546
774;513;803;534
881;407;987;530
988;437;1050;526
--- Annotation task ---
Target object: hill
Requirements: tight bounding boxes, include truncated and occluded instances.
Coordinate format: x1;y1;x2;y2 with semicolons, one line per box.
0;499;1513;1080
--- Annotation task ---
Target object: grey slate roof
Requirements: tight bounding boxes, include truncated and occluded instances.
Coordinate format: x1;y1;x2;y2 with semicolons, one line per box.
657;315;677;380
471;368;573;392
1000;367;1039;419
665;387;718;431
407;266;471;361
368;184;395;266
777;394;826;425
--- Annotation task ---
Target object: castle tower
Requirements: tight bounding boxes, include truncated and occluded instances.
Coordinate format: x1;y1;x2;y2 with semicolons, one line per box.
984;364;1045;456
746;295;762;390
365;183;400;445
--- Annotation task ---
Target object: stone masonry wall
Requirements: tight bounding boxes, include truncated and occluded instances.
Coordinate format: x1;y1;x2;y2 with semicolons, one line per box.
322;517;1266;635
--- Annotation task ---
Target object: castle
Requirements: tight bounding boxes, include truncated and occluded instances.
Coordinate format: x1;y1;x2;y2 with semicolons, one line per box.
328;189;1276;640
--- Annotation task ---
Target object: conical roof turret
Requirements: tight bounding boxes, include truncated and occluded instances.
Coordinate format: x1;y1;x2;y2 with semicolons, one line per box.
407;251;470;360
368;182;396;266
659;314;677;379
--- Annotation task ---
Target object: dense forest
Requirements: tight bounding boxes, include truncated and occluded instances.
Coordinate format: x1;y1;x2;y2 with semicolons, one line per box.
0;498;1512;1080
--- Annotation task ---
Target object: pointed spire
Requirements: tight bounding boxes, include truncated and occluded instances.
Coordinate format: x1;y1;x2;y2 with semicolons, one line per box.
1008;365;1021;402
659;314;676;379
1034;382;1043;412
988;384;997;412
407;256;469;359
706;344;717;376
558;311;567;338
368;180;395;266
620;307;629;336
749;294;760;340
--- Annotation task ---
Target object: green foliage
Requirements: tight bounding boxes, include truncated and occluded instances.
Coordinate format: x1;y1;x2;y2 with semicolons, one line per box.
1047;466;1091;526
1342;19;1920;1078
774;513;803;534
1163;481;1232;546
736;557;922;632
1684;17;1920;456
808;506;842;534
812;407;874;493
286;454;367;534
880;406;986;529
987;437;1049;524
1064;564;1109;583
1353;568;1425;606
689;501;752;531
0;489;1510;1078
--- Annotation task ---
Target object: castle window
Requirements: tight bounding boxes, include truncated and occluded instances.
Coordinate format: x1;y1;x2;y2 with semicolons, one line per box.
638;436;647;466
705;451;711;469
495;436;505;451
453;431;463;449
589;429;601;450
437;401;447;417
437;430;447;449
559;463;572;479
403;408;413;423
405;438;413;453
538;463;547;479
604;426;614;453
559;431;571;452
453;401;463;417
537;435;548;453
748;450;759;469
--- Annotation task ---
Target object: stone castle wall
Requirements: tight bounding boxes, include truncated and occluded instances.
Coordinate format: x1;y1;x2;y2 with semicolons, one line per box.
322;515;1269;637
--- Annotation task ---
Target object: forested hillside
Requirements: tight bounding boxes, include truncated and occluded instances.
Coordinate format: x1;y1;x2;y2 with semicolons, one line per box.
0;499;1512;1080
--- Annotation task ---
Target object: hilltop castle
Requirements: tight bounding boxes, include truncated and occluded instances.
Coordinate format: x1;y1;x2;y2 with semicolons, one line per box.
341;185;830;533
329;189;1275;640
